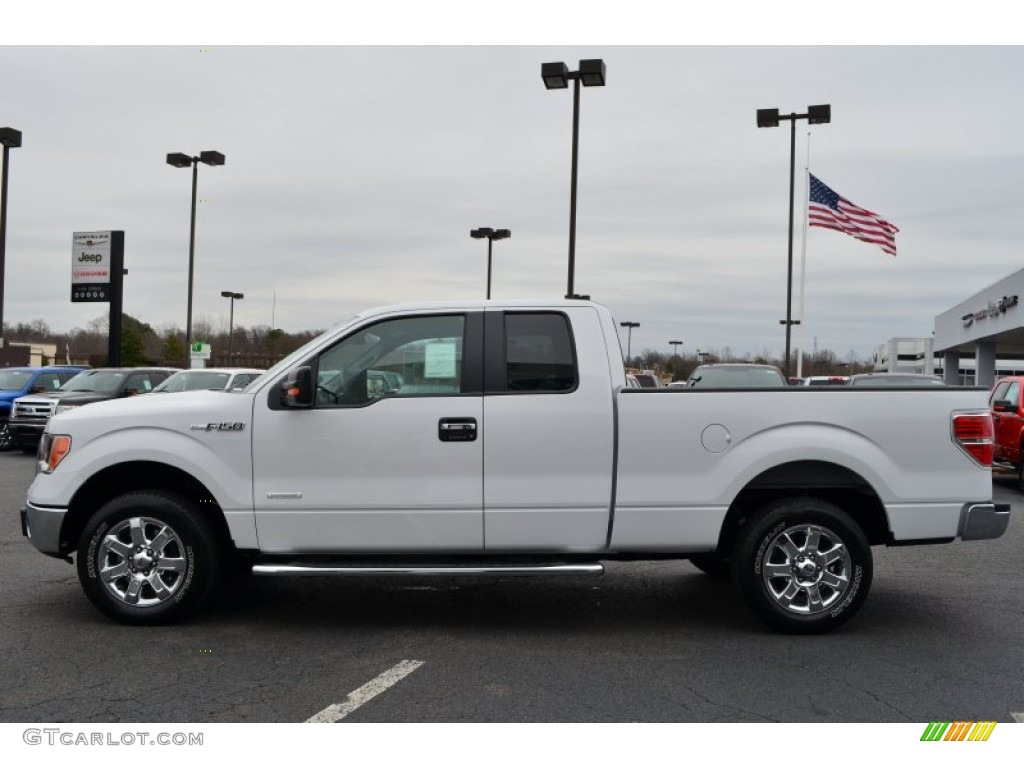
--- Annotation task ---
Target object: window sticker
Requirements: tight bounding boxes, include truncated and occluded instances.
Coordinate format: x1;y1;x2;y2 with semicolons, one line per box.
424;341;457;378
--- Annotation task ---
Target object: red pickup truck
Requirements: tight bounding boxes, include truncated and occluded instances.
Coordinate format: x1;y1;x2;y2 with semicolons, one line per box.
990;375;1024;487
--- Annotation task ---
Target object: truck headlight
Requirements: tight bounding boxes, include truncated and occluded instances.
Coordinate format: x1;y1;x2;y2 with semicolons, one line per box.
54;405;78;415
37;433;72;474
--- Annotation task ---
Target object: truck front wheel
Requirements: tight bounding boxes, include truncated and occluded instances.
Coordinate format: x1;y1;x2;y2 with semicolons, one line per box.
76;491;220;625
733;497;872;634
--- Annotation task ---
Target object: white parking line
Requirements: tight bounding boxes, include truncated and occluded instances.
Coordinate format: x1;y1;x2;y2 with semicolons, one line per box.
305;659;425;723
1012;712;1023;723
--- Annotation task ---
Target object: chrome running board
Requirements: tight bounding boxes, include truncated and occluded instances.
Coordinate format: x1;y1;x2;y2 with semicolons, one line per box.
253;563;604;576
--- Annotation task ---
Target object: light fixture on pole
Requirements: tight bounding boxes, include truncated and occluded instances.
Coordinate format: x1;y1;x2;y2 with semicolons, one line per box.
470;227;511;300
167;149;226;359
0;127;22;348
541;58;606;300
620;321;639;363
756;104;830;379
220;290;243;361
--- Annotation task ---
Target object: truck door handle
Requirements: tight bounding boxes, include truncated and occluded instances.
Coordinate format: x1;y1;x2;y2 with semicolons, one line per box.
439;417;477;442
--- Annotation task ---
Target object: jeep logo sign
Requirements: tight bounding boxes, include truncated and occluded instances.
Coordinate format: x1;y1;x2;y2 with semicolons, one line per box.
72;231;113;302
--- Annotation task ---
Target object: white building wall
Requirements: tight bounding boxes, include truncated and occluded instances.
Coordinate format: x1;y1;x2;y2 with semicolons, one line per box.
873;337;934;374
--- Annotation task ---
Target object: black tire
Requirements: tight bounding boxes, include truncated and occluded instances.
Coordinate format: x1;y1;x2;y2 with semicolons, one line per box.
0;419;11;452
733;497;872;634
76;491;220;625
1017;459;1024;493
689;553;731;580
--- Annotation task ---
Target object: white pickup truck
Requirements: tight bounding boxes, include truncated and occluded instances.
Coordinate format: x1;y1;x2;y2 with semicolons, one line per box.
22;299;1010;633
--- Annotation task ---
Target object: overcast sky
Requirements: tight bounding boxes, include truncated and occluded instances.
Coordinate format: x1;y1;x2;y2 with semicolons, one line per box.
2;31;1021;361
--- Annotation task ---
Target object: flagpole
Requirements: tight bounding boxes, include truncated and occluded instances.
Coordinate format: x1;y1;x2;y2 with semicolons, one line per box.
796;132;811;380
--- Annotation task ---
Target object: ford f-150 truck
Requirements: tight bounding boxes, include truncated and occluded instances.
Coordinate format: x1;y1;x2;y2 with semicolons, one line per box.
0;366;87;451
10;367;177;453
21;300;1010;633
989;375;1024;489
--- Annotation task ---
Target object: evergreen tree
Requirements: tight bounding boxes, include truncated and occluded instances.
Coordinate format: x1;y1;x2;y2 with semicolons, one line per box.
162;334;185;366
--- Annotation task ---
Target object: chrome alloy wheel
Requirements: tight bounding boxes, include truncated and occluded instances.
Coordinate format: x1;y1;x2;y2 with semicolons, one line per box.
98;517;189;606
760;524;852;615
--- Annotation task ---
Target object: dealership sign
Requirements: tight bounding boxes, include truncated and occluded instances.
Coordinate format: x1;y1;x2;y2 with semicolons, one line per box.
71;231;113;302
962;294;1018;328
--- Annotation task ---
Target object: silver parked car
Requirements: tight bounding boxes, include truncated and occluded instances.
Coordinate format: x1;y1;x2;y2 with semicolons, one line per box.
151;368;264;393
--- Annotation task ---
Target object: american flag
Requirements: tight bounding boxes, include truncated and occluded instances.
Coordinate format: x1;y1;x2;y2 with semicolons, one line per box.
808;174;899;257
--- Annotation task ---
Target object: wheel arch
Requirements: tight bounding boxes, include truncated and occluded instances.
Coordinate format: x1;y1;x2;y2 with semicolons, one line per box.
61;461;233;557
713;460;890;557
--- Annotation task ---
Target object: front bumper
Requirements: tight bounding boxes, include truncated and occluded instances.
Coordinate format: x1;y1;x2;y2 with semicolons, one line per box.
22;501;68;556
959;502;1012;541
10;422;44;445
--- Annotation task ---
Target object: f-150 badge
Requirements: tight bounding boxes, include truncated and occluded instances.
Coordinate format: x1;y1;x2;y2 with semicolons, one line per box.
189;422;246;432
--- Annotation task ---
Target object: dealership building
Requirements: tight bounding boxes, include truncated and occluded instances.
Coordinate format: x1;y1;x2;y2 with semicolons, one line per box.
871;268;1024;385
933;267;1024;387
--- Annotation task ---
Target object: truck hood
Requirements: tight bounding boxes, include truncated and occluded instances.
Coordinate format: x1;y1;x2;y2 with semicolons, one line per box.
36;391;123;406
47;389;254;439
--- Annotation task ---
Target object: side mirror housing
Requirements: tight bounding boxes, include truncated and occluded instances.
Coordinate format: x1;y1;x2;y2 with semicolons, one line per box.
992;399;1014;412
280;366;314;408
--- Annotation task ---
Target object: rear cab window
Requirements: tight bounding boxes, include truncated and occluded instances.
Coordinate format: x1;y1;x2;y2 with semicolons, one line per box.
502;313;578;393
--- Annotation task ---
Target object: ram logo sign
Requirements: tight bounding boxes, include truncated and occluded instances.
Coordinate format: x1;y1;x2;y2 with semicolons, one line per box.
920;721;996;742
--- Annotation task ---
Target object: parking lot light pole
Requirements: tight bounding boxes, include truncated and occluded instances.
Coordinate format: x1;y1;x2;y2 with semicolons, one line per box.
669;340;683;376
542;59;606;300
220;290;243;361
756;105;830;379
167;150;225;356
620;321;639;364
0;127;22;348
470;227;511;299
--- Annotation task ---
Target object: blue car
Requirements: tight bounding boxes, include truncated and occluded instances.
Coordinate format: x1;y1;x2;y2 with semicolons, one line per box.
0;366;88;451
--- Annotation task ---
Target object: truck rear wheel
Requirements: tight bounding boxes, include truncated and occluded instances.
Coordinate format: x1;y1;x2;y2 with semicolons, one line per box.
76;491;220;625
733;497;872;634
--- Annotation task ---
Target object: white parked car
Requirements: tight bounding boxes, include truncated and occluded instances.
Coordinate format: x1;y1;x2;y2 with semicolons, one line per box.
150;368;264;393
686;363;787;389
632;370;663;388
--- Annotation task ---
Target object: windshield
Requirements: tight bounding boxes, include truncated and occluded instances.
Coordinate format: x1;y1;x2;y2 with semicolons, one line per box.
58;370;126;394
688;366;787;388
0;370;33;390
153;371;231;392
